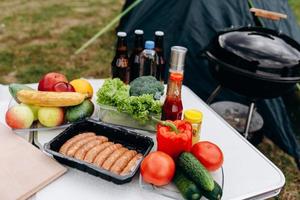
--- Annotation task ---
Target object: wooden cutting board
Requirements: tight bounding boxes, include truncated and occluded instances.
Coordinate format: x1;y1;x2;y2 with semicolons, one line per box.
0;123;67;200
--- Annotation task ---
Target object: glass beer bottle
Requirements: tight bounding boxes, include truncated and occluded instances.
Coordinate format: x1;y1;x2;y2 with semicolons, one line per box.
129;29;144;82
111;32;130;84
154;31;166;82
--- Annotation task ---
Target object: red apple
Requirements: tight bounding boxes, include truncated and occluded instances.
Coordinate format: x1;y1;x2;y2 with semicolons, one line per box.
52;82;75;92
6;105;34;129
38;72;68;91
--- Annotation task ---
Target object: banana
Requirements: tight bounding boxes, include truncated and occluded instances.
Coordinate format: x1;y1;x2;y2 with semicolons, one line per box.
17;90;88;107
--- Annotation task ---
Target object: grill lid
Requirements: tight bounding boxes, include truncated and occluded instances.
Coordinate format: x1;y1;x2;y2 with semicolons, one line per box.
207;27;300;78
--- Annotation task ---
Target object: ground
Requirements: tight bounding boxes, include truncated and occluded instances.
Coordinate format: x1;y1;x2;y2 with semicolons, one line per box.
0;0;299;199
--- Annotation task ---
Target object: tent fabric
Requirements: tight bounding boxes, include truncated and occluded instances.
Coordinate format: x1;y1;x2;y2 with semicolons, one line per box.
118;0;300;166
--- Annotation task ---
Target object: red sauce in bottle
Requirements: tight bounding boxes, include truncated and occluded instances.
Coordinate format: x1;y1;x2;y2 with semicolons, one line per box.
162;72;183;120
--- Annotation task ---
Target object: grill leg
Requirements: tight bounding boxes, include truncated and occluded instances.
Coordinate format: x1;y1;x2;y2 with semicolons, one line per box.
244;101;256;139
206;85;222;105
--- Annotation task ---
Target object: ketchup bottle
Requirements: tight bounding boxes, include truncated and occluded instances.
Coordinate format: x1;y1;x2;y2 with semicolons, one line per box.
162;46;188;121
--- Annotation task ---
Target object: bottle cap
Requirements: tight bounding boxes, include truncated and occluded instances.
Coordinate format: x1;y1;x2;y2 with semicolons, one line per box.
134;29;144;35
155;31;164;36
184;109;203;123
170;46;188;71
117;32;127;37
145;41;155;49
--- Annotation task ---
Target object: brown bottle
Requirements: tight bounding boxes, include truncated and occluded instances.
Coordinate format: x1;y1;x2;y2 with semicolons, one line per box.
154;31;166;82
129;30;144;82
111;32;130;84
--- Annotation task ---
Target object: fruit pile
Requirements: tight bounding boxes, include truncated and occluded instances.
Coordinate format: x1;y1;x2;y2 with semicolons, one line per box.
141;120;224;200
6;72;94;129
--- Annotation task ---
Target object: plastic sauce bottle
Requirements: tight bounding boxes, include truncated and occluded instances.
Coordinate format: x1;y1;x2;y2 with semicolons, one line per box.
111;32;130;84
139;41;157;77
162;46;188;121
184;109;203;144
129;29;144;82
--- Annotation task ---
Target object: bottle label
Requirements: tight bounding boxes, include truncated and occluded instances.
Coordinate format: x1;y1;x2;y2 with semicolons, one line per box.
116;58;128;68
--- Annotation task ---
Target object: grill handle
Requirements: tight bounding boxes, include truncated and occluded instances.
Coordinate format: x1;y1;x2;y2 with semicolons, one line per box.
250;8;287;21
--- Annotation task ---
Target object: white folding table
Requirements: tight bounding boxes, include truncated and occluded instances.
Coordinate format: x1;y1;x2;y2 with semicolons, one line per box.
0;79;285;200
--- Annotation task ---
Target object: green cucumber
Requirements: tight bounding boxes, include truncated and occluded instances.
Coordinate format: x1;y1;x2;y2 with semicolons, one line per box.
66;99;94;122
173;168;202;200
201;181;223;200
178;152;215;191
9;83;33;103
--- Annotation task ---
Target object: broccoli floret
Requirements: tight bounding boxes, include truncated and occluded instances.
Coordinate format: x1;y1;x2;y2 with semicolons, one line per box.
130;76;164;100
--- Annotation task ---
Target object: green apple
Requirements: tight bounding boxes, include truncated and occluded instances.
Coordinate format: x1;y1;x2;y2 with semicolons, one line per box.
38;107;64;127
21;103;40;121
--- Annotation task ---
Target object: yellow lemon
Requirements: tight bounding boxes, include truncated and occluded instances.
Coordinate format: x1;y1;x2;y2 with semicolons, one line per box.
70;79;93;98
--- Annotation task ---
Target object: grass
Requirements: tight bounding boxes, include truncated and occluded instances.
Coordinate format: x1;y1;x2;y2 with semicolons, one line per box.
0;0;299;199
0;0;121;83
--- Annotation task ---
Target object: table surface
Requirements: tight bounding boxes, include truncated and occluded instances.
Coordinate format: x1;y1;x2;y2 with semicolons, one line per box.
0;79;285;200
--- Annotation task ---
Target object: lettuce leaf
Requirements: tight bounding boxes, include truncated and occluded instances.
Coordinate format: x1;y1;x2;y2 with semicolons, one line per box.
97;78;162;124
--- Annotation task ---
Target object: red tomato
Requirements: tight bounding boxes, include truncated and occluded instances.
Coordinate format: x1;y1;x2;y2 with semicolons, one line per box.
191;141;223;171
52;82;75;92
141;151;175;186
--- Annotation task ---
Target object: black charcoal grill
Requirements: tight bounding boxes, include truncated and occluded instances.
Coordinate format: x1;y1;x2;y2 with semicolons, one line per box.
204;7;300;138
205;27;300;98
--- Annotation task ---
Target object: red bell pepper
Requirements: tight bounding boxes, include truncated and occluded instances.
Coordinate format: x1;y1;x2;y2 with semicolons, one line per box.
157;120;193;159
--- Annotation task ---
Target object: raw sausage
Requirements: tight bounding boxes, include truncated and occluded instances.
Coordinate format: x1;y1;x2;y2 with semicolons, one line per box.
66;135;97;157
59;132;96;155
102;147;127;170
84;142;113;163
74;136;108;160
93;144;122;167
110;150;137;174
120;154;143;176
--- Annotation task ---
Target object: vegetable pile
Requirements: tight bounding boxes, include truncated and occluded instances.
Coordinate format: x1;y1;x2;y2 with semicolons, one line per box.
142;150;223;200
140;120;224;200
96;78;162;123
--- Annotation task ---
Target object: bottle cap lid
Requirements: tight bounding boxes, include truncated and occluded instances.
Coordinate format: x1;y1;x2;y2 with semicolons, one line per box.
170;46;188;71
184;109;203;123
155;31;164;36
145;41;155;49
134;29;144;35
117;32;127;37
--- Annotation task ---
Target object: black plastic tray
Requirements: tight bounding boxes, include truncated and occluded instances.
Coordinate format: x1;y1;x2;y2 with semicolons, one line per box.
44;119;154;184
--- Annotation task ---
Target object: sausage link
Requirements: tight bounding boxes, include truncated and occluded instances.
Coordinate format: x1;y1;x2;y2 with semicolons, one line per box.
59;132;96;155
93;144;122;167
110;150;137;174
74;136;108;160
66;135;97;157
120;154;143;176
102;147;127;170
84;142;113;163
